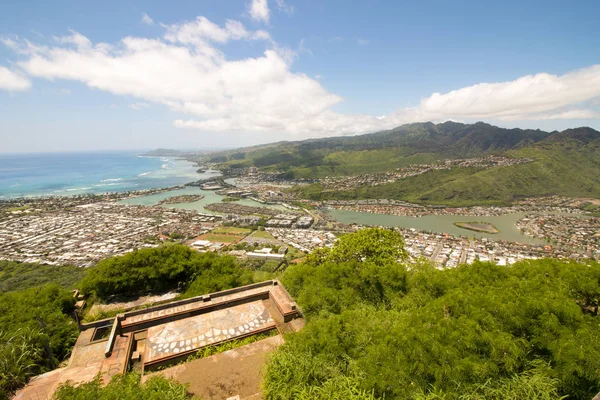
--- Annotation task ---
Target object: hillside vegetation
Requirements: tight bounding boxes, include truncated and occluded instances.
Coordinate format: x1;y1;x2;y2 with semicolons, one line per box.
0;285;77;398
3;232;600;399
208;122;600;205
294;141;600;205
80;243;253;300
264;228;600;399
1;244;256;398
0;261;86;293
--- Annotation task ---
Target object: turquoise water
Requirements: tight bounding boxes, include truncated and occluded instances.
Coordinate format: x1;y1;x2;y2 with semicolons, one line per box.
120;186;288;214
0;151;205;198
326;209;546;244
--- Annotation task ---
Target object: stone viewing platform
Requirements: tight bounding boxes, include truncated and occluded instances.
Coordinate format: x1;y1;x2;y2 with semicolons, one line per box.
14;280;303;400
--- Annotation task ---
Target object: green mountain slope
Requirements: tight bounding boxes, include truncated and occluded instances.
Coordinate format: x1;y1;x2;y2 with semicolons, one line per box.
210;121;555;176
208;122;600;205
294;140;600;205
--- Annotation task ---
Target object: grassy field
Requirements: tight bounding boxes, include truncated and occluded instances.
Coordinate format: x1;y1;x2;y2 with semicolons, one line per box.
199;233;244;243
249;230;276;240
211;227;252;235
6;205;31;212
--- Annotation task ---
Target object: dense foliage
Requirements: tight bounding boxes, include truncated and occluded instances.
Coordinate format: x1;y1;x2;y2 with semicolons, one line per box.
1;244;254;397
53;372;195;400
80;243;253;300
0;260;86;293
0;285;77;398
263;228;600;399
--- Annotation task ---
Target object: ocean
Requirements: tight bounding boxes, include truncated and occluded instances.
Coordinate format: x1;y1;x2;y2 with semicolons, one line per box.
0;151;206;199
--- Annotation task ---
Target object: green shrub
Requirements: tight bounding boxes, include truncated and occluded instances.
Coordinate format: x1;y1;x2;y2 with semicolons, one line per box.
53;372;196;400
264;228;600;400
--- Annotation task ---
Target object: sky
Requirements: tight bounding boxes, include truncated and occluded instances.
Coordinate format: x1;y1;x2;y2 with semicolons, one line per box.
0;0;599;153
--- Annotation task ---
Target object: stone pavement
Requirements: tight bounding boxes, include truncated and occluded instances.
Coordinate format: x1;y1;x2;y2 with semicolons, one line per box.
14;280;302;400
146;300;275;362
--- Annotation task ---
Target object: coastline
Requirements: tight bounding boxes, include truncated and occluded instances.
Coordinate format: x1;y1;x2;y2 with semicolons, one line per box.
0;153;213;200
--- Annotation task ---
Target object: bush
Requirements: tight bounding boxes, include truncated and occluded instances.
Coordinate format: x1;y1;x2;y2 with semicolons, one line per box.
264;228;600;400
80;244;252;300
0;285;77;397
0;260;86;293
53;372;195;400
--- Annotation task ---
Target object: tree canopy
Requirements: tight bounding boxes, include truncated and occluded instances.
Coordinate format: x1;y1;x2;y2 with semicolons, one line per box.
1;244;254;397
264;227;600;400
0;260;86;293
80;243;253;300
0;284;77;399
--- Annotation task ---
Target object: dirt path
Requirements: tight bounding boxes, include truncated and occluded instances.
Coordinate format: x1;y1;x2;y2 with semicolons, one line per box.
143;335;284;400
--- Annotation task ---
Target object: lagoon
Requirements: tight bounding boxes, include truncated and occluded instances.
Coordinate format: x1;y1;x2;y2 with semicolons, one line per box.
120;186;288;214
326;209;546;244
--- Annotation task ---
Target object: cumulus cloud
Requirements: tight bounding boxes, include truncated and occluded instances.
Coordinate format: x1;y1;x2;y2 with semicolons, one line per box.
416;66;600;121
163;16;270;47
357;39;369;45
53;30;92;48
2;13;599;139
129;102;150;110
0;66;31;91
275;0;294;15
249;0;270;23
141;13;154;26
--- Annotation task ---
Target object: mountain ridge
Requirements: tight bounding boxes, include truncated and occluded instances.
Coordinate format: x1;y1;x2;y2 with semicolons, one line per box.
202;122;600;206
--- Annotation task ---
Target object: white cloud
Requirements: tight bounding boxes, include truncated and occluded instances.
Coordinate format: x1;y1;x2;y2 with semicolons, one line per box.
275;0;294;15
416;66;600;121
141;13;154;26
357;39;369;45
3;14;599;140
163;16;270;47
0;66;31;91
53;30;92;49
249;0;270;23
129;102;150;110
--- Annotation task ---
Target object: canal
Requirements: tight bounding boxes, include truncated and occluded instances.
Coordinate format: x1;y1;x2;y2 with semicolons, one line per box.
325;208;547;244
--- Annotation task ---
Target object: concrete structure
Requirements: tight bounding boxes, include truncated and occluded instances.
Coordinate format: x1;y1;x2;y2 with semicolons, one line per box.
15;280;303;400
191;239;212;249
295;216;313;228
266;219;293;227
247;250;285;261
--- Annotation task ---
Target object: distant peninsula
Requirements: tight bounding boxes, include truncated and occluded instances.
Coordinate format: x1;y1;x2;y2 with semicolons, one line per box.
157;194;205;205
453;221;499;234
141;148;184;157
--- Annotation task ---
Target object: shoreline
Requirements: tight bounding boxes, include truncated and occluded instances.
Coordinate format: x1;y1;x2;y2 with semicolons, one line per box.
453;221;500;234
0;155;210;201
0;185;187;205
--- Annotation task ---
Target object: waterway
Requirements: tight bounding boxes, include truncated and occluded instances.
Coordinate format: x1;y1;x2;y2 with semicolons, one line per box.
120;186;288;214
326;209;547;244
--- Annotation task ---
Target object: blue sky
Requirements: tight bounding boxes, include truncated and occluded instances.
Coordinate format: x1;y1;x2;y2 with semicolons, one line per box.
0;0;599;152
